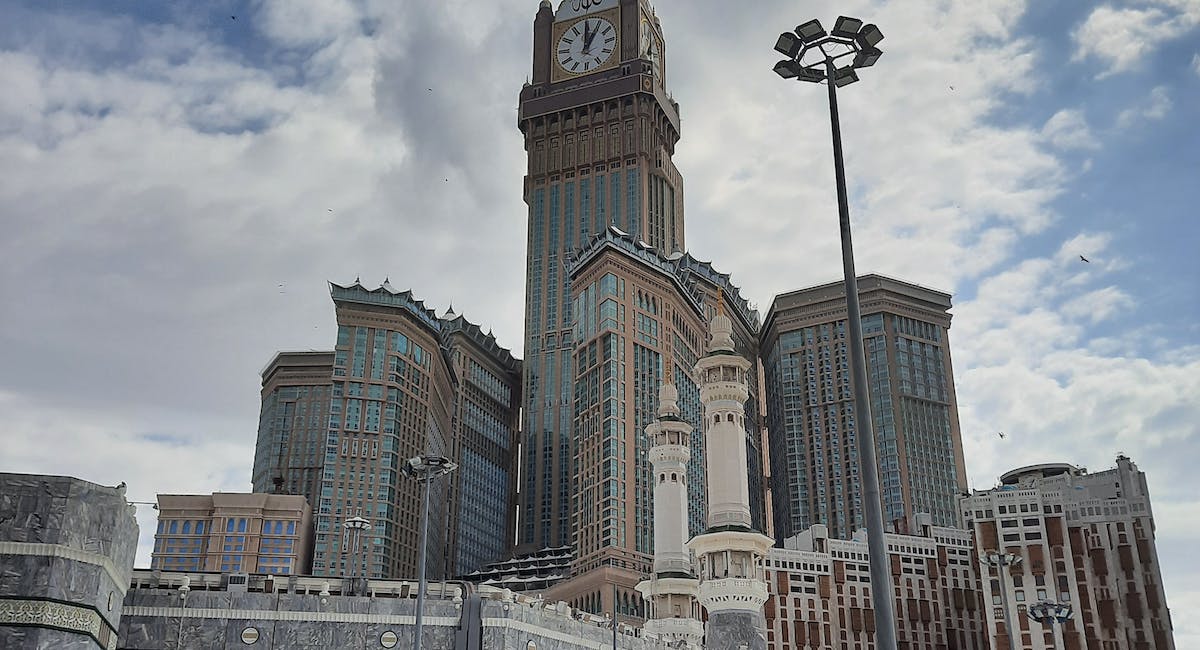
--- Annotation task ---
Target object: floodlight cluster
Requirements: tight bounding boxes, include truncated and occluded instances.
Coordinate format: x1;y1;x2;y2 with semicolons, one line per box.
773;16;884;86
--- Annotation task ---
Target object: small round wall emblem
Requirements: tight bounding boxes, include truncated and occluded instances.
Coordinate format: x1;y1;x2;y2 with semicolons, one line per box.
241;627;259;644
380;631;399;648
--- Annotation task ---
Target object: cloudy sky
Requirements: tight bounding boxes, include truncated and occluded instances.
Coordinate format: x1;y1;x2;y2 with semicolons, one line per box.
1;0;1197;639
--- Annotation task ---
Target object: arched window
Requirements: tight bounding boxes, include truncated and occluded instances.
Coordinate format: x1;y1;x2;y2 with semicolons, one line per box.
727;413;734;423
713;414;720;424
671;473;677;482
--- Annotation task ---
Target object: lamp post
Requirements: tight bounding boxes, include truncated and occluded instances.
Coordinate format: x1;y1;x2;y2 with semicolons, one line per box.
772;16;895;650
343;515;372;579
982;551;1023;650
403;454;457;650
1028;601;1073;650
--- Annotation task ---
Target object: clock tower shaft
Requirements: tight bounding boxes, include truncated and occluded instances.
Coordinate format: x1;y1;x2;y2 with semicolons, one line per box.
515;0;686;566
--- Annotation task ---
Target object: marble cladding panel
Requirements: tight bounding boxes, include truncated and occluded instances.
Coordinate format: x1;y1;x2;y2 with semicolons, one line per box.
0;474;140;574
479;600;662;649
1;474;138;639
705;610;769;650
0;626;98;650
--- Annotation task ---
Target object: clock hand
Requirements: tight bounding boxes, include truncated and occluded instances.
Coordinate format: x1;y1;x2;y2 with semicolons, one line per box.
583;23;593;54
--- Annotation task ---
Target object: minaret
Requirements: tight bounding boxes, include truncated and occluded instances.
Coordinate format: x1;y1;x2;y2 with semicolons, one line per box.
636;357;704;648
688;294;773;650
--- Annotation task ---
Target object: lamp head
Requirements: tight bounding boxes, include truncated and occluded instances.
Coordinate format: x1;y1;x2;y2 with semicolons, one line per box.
773;59;803;79
774;32;802;58
831;16;864;39
856;24;884;48
833;67;859;87
853;47;882;68
795;19;826;43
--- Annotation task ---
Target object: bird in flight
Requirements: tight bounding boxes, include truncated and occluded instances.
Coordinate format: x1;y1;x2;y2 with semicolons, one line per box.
1079;255;1090;263
231;15;236;20
997;431;1006;439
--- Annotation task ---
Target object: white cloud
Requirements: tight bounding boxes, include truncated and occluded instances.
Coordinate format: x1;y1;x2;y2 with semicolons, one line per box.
1116;85;1173;126
1193;52;1200;75
1041;109;1100;150
1072;1;1200;77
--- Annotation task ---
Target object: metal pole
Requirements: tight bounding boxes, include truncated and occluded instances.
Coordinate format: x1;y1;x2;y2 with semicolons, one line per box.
612;583;618;650
823;55;898;650
414;476;431;650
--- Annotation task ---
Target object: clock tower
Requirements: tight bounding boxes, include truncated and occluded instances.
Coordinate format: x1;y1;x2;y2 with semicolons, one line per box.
516;0;685;562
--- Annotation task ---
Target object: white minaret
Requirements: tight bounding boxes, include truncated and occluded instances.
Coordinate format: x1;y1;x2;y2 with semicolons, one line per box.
636;358;704;649
687;295;773;650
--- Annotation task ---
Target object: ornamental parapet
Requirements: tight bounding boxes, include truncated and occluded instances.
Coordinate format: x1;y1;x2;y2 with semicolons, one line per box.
697;578;769;612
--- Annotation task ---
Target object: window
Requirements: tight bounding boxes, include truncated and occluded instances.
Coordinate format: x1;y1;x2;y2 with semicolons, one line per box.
168;521;178;534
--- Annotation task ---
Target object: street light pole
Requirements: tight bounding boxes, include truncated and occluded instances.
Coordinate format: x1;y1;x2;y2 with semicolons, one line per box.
772;16;894;650
1028;601;1073;650
343;515;372;580
983;551;1022;650
403;454;458;650
823;52;898;650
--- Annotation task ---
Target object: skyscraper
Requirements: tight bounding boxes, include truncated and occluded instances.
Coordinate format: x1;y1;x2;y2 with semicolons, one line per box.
516;0;687;555
547;227;762;616
253;351;335;501
253;281;520;581
760;275;968;540
440;312;523;577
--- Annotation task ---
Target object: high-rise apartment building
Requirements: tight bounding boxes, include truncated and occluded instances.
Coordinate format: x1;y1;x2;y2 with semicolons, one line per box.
764;518;988;650
311;281;456;580
151;493;312;575
961;456;1175;650
544;227;762;616
441;313;523;576
252;281;520;581
516;0;688;556
253;351;335;501
761;275;968;540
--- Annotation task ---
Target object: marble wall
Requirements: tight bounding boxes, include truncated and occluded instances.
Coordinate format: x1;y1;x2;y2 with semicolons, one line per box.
0;473;140;650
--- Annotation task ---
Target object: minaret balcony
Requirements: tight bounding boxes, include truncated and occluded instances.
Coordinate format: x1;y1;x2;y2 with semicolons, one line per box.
697;577;769;612
649;444;690;466
644;617;706;643
699;384;749;403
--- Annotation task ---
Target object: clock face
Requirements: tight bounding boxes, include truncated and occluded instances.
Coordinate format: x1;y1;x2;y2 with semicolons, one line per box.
556;17;617;74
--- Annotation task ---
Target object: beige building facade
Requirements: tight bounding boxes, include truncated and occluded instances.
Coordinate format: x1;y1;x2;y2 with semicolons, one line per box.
765;518;989;650
151;492;311;576
962;456;1174;650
